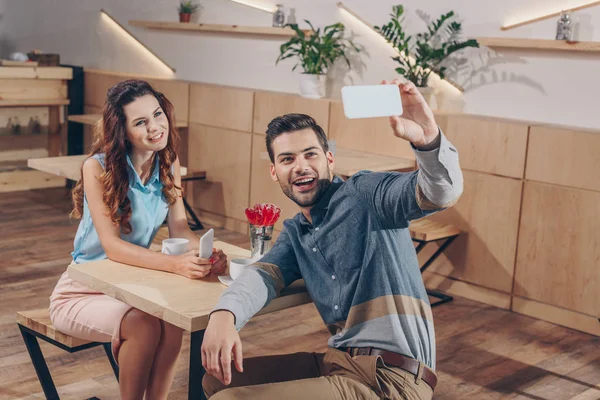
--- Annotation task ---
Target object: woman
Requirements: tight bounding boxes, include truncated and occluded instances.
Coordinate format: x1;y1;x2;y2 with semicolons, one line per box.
49;80;227;399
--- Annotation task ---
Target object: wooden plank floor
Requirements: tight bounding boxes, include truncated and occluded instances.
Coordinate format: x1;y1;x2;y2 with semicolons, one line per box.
1;187;599;399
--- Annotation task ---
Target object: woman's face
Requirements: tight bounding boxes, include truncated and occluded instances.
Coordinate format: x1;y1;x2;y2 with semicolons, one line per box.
122;94;169;154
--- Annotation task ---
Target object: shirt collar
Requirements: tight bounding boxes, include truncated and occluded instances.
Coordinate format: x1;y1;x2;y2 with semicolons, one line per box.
299;175;344;226
126;153;161;192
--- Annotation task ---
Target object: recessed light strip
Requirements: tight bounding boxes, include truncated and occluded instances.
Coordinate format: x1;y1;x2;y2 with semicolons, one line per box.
227;0;275;13
502;1;600;30
100;9;176;74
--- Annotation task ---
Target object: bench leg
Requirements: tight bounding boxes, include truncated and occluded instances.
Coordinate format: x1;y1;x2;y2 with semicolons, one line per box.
102;343;119;382
417;235;457;274
426;289;454;307
189;329;206;400
19;325;60;400
183;197;204;231
415;235;458;307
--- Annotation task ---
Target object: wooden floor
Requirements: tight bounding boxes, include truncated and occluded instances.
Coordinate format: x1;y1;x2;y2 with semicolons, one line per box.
1;187;599;400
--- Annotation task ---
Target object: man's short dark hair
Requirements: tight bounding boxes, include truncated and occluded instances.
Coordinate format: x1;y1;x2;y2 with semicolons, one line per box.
265;113;329;163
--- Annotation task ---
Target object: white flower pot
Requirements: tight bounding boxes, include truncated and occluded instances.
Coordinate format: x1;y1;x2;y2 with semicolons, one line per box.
298;74;326;99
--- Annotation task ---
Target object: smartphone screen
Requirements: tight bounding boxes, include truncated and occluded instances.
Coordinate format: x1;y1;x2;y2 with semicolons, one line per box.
341;84;403;119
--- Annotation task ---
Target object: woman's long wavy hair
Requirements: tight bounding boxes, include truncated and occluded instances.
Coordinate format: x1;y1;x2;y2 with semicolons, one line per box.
71;79;181;234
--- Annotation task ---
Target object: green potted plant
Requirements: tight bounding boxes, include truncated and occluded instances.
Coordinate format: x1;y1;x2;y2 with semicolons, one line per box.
276;21;359;99
375;5;478;104
178;1;201;23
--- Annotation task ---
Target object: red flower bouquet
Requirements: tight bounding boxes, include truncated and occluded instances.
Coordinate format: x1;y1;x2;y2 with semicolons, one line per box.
244;203;282;227
244;203;281;258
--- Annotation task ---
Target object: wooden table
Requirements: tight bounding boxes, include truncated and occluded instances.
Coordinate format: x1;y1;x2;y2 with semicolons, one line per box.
68;241;312;399
260;147;415;177
27;155;188;181
333;148;415;176
68;113;189;128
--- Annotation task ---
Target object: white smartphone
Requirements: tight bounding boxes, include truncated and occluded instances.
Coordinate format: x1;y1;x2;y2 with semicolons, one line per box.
199;228;214;259
341;84;403;119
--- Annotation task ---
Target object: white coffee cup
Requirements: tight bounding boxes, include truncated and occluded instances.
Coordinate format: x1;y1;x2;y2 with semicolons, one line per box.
162;238;190;255
229;258;254;280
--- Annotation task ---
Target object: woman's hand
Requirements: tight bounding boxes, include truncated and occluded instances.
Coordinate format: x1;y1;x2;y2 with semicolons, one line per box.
170;250;212;279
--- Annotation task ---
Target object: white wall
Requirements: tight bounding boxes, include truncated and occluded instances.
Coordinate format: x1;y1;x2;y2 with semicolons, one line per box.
2;0;600;129
0;0;6;57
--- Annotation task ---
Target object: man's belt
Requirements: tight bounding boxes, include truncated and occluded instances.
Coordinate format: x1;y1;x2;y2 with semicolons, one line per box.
338;347;437;391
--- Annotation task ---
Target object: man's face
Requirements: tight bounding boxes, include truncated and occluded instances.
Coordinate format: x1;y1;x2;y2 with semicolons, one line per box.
269;128;335;208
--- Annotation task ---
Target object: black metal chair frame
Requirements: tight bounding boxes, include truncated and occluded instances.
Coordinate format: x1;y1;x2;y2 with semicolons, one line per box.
413;234;459;307
181;174;205;231
18;324;119;400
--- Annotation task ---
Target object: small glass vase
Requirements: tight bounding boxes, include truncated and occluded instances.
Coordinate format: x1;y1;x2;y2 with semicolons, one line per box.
556;11;573;41
249;224;274;259
272;4;285;27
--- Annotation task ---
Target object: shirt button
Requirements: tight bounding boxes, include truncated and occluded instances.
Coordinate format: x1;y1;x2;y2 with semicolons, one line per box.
312;247;317;252
331;275;336;280
315;227;320;231
334;305;339;310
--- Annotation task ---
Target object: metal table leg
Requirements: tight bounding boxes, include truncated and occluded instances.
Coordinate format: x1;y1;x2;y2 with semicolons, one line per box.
183;197;204;231
189;329;206;400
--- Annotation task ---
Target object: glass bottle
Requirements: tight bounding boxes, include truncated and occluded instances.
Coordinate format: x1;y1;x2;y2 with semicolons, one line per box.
249;224;274;259
556;11;573;41
287;8;297;25
273;4;285;27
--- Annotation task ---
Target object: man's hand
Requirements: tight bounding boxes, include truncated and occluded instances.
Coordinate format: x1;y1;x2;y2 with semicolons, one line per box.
383;79;439;149
201;310;243;385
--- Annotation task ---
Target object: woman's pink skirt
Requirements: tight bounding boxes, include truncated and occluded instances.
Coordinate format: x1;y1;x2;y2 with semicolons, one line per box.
49;265;133;364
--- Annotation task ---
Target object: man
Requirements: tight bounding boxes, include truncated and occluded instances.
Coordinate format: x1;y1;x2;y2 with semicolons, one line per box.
201;80;463;399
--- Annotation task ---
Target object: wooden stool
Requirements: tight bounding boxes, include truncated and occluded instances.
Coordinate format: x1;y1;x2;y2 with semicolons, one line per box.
409;219;460;307
17;309;119;400
181;170;206;231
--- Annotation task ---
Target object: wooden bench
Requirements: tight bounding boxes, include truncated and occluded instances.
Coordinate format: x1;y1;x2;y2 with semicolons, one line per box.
409;219;460;307
17;309;119;400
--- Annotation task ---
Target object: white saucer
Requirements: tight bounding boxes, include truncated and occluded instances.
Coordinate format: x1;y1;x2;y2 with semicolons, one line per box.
218;275;235;286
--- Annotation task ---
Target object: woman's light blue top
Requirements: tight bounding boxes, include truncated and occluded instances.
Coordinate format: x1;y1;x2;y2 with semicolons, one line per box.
71;153;169;264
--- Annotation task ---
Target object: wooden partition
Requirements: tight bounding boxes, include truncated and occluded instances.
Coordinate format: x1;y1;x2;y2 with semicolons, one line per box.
443;115;529;178
512;125;600;335
525;125;600;192
81;71;600;336
253;91;330;135
328;100;415;160
187;83;255;234
189;84;253;132
417;114;530;309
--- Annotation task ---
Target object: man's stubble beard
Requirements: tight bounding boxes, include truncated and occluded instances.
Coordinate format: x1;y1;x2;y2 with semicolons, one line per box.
278;167;332;208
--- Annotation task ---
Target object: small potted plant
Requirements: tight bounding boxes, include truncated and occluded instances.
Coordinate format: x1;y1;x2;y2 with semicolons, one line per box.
178;1;201;23
375;5;479;105
277;21;360;99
